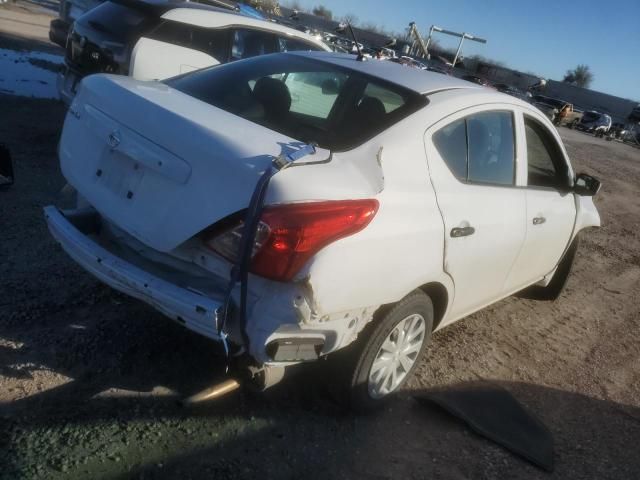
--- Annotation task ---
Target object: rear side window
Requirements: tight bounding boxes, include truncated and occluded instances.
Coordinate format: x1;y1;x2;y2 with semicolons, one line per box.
433;111;515;186
231;29;278;60
278;36;323;53
147;21;229;61
525;116;569;189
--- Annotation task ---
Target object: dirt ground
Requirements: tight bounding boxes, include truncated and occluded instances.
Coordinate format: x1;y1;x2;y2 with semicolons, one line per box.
1;13;640;480
0;1;57;43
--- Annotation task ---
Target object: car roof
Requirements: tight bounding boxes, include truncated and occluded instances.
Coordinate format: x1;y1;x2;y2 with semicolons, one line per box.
289;51;480;95
161;8;331;51
110;0;235;16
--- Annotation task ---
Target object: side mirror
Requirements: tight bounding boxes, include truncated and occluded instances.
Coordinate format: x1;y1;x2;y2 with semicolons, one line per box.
0;143;14;189
574;172;601;196
321;78;340;95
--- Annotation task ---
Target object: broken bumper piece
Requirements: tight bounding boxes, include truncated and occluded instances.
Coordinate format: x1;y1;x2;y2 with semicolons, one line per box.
43;206;223;341
266;337;324;362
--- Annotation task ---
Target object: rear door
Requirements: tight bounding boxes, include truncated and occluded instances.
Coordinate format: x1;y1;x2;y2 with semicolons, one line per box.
425;106;527;319
506;113;576;287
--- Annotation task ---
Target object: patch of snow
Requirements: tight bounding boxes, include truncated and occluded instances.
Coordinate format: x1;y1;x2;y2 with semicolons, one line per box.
0;48;64;99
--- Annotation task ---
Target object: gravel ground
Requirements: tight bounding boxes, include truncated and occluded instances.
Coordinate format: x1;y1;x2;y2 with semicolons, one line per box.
1;45;640;480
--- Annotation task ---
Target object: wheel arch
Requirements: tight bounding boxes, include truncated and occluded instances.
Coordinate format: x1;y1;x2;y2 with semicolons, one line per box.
417;282;450;331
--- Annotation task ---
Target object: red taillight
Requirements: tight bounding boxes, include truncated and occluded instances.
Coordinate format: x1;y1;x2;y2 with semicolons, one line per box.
252;199;379;281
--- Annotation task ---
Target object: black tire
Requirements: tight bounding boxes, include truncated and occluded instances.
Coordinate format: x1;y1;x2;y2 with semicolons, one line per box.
331;290;434;412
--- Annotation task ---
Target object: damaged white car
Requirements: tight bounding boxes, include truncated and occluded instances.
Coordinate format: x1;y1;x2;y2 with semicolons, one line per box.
45;52;601;409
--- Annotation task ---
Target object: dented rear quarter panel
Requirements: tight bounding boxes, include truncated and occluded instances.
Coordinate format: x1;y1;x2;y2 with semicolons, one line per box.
254;112;451;350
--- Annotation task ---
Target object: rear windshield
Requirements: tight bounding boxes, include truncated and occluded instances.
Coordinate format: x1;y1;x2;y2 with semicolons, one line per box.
77;1;154;42
166;54;427;151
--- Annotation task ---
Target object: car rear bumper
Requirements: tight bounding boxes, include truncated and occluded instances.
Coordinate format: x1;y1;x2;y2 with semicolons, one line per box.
57;67;79;106
43;206;223;341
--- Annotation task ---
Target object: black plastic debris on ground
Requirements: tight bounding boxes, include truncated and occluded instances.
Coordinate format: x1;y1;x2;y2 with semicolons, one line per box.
414;382;554;472
0;143;15;189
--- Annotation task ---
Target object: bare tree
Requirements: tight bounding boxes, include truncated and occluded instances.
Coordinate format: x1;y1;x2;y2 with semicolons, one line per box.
249;0;284;14
360;22;394;37
312;5;332;20
282;0;303;9
468;54;506;68
563;64;594;89
341;13;359;26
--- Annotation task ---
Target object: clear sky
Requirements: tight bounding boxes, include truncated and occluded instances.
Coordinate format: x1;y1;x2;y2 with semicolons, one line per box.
291;0;640;101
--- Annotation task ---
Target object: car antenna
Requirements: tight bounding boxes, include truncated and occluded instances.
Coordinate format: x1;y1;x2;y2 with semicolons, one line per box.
342;22;366;61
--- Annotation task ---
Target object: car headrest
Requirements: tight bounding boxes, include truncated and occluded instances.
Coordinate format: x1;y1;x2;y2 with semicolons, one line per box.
342;96;387;140
357;96;386;120
253;77;292;120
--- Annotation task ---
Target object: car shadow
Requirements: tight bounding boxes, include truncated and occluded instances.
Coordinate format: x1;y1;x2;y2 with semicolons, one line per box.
4;356;639;480
1;281;639;480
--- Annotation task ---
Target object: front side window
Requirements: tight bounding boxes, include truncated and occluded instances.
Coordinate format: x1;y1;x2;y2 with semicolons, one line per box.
433;111;515;185
525;116;569;189
167;55;426;151
231;29;278;60
467;112;515;185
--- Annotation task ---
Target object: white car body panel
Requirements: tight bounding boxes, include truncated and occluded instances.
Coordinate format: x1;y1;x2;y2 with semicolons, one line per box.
47;53;601;365
162;8;319;33
130;8;330;81
574;195;601;232
130;38;221;81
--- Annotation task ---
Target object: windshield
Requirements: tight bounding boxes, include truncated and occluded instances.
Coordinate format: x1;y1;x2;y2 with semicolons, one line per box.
535;96;565;109
583;111;601;121
166;54;427;151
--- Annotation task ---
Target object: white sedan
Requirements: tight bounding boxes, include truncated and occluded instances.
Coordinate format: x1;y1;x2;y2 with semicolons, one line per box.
45;51;601;409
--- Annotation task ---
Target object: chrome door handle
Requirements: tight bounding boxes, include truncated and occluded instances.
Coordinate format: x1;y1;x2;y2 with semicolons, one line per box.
533;217;546;225
450;226;475;238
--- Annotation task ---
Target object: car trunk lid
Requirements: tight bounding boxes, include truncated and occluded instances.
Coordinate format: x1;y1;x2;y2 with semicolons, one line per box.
60;74;325;252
